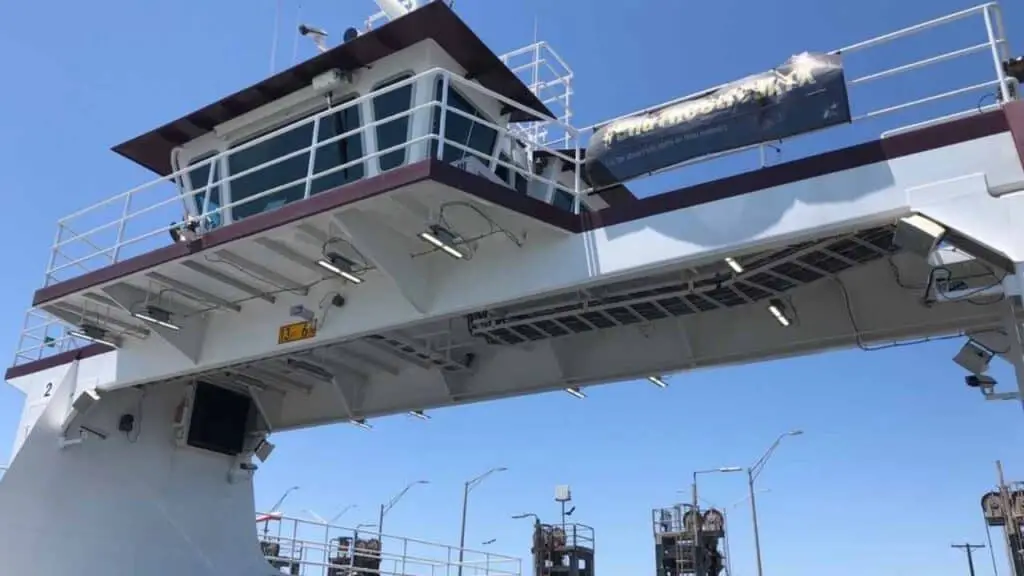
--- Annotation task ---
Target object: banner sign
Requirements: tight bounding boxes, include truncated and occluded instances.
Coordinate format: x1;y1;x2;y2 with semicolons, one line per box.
584;52;852;188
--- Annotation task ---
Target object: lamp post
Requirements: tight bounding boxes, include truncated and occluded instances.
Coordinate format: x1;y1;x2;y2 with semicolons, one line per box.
263;485;299;538
378;480;429;538
691;468;742;576
747;430;802;576
458;467;508;576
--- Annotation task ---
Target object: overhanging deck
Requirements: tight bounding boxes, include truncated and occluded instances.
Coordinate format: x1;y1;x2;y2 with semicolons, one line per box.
9;103;1024;432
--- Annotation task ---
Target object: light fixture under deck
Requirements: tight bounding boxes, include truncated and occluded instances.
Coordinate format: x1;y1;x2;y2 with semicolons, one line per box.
565;387;586;399
68;324;118;348
418;225;466;260
132;305;180;331
316;252;364;284
724;257;744;274
409;410;431;420
352;419;372;430
767;298;792;327
647;376;668;388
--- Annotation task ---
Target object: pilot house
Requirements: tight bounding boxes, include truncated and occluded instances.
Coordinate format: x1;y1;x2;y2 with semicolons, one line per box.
113;0;600;235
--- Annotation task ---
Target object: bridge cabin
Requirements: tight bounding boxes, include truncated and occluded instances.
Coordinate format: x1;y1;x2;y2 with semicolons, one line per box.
116;0;603;239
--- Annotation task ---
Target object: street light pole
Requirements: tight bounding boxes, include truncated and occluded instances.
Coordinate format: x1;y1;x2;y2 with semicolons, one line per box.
747;430;802;576
952;543;985;576
458;467;508;576
378;480;429;537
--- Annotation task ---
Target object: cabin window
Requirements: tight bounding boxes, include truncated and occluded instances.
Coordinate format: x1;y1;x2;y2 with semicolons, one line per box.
310;97;366;195
372;75;414;172
224;99;366;221
227;121;312;221
552;189;577;213
431;78;498;164
494;152;528;195
186;154;222;227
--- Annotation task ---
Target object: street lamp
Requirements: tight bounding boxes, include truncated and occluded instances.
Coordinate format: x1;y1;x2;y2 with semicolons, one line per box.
263;485;299;538
378;480;429;537
691;468;742;576
747;430;802;576
306;504;357;525
458;467;508;576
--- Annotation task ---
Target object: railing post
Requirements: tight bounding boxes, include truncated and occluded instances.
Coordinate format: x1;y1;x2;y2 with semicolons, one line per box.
437;72;451;161
44;224;63;287
573;142;582;215
111;192;132;263
304;115;322;199
983;5;1013;103
201;156;217;224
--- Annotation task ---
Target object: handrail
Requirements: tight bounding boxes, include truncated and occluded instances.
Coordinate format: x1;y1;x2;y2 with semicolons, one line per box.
10;2;1020;365
41;65;583;284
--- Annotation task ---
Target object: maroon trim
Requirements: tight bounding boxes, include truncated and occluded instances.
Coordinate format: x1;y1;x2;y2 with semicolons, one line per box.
33;160;436;307
5;343;111;380
111;1;553;176
1002;100;1024;171
582;103;1015;230
13;102;1024;379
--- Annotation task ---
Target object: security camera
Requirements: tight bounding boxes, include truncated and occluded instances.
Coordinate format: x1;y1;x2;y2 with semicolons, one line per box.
966;374;997;389
298;24;328;37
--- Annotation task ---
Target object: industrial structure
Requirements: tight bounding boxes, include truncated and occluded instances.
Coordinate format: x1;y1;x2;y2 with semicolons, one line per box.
1;0;1024;574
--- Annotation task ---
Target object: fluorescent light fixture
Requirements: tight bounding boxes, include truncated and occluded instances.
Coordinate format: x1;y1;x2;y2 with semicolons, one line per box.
69;324;117;348
724;257;744;274
132;305;180;331
409;410;431;420
647;376;668;388
352;419;372;430
316;252;363;284
418;225;465;259
565;387;586;399
767;298;791;327
286;358;333;382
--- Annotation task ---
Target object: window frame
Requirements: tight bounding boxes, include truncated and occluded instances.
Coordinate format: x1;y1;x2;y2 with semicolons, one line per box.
430;77;500;165
370;72;417;173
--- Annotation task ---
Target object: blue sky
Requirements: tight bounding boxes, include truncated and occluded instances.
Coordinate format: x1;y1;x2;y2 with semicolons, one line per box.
2;1;1024;575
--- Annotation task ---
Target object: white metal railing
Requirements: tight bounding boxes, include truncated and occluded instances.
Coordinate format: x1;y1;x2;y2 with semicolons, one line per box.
10;3;1019;366
255;514;521;576
13;66;582;365
576;2;1016;182
41;66;581;287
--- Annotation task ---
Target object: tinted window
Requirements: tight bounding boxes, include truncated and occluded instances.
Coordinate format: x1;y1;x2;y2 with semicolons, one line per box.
228;122;312;221
494;152;528;195
431;78;498;164
311;99;365;194
187;155;222;228
552;189;577;213
372;76;413;172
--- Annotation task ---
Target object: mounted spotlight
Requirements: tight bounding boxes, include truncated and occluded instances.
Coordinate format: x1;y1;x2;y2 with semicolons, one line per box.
316;252;363;284
565;387;586;399
893;214;946;258
69;324;118;348
298;23;329;53
953;340;993;376
767;298;791;327
132;305;180;331
419;225;465;259
409;410;431;420
352;419;372;430
724;257;743;274
647;375;668;388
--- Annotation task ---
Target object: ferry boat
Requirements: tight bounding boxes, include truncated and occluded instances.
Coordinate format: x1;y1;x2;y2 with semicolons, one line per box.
2;0;1024;574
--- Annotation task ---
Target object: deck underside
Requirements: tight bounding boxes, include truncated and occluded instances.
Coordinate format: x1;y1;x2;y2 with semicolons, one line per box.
139;221;1014;430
